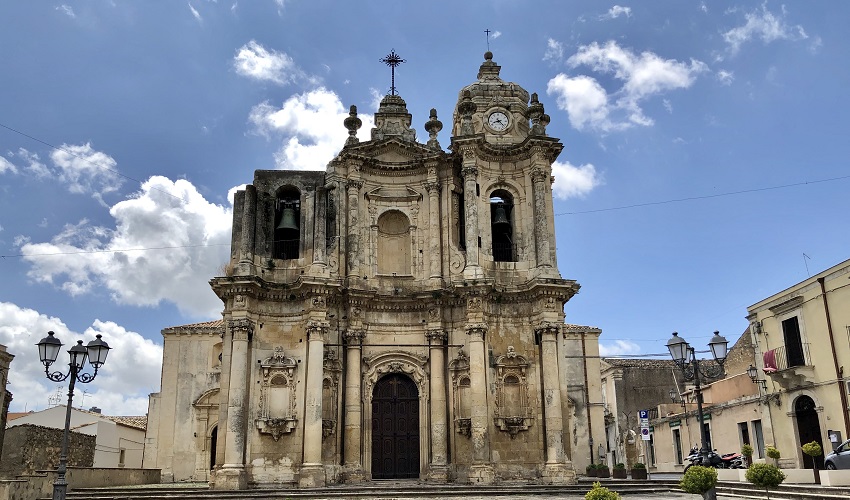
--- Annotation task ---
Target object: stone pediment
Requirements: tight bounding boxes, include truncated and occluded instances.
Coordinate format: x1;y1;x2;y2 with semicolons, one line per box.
365;185;421;203
345;138;443;166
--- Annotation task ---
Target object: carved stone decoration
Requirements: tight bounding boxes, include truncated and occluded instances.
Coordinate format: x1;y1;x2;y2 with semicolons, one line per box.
467;297;482;311
256;347;299;440
322;350;342;440
362;351;429;403
492;348;533;438
230;318;254;341
449;350;472;438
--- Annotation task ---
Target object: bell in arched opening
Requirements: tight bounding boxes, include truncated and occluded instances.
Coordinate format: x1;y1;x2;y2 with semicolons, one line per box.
276;204;299;231
274;199;301;260
492;203;511;229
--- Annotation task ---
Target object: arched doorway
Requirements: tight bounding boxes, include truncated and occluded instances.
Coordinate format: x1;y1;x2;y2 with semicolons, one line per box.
795;396;824;469
371;373;420;479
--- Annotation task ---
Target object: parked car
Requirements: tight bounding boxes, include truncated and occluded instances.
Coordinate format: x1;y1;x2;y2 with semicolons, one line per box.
825;439;850;470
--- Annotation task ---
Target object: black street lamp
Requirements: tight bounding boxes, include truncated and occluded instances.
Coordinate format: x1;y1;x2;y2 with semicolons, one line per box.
36;331;110;500
666;331;728;465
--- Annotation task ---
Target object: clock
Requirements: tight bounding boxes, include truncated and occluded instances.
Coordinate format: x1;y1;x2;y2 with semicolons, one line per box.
487;111;510;131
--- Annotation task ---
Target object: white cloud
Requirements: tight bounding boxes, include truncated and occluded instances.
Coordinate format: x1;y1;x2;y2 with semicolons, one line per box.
809;36;823;54
547;41;706;132
700;2;708;13
0;302;162;415
248;88;374;170
56;5;75;18
491;31;502;39
722;4;808;55
0;155;17;174
716;70;734;85
543;38;564;64
599;339;641;356
50;143;123;202
552;160;602;199
601;5;632;20
233;40;317;86
188;2;202;23
20;176;232;317
662;99;672;113
16;148;49;177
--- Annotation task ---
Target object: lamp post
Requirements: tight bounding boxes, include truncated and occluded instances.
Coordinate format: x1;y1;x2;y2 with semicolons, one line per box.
36;331;110;500
666;331;728;465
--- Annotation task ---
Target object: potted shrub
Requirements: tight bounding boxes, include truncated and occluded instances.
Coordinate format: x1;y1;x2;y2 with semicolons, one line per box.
801;441;823;484
612;462;627;479
585;481;621;500
586;464;598;477
631;462;648;480
595;463;611;478
741;444;754;467
745;463;785;500
765;445;780;466
680;465;718;500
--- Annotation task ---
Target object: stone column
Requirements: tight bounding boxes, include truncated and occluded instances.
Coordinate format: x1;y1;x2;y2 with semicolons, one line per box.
238;185;257;273
425;180;442;280
215;318;252;490
426;329;449;481
531;166;551;268
461;159;483;279
300;321;328;487
342;329;366;482
466;322;494;483
346;179;363;280
313;186;327;266
537;323;575;484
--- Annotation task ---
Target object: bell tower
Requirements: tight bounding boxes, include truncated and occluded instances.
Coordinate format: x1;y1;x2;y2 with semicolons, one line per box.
451;51;561;281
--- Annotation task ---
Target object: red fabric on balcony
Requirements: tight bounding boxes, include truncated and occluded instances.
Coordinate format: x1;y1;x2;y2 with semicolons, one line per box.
763;349;778;373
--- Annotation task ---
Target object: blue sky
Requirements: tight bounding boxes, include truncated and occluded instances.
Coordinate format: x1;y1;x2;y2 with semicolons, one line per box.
1;1;847;415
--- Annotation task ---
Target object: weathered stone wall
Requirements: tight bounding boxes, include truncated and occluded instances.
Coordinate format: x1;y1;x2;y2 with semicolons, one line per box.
0;424;94;477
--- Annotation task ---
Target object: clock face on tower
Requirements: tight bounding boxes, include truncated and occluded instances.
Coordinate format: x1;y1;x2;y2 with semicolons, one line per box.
487;111;510;131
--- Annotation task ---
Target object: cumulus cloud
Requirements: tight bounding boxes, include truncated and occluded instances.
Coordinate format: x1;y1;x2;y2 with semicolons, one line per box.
601;5;632;20
50;143;123;202
233;40;317;86
19;176;232;317
0;155;17;174
543;38;565;64
716;70;734;85
552;160;602;200
0;302;162;415
16;148;49;177
491;31;502;39
722;4;808;55
547;41;707;132
248;88;374;170
599;339;641;356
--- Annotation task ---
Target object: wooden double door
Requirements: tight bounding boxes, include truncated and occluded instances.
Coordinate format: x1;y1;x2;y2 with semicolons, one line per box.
371;374;420;479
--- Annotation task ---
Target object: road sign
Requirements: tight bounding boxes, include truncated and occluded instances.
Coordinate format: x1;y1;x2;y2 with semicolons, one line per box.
639;409;650;441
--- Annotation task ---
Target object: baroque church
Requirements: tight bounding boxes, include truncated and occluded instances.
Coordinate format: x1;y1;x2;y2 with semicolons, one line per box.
144;52;604;489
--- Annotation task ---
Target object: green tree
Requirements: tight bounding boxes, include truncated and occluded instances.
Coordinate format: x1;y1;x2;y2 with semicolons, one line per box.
584;481;621;500
680;465;718;500
745;463;785;500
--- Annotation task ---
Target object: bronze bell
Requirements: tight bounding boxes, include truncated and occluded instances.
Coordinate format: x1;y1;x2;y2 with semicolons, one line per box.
276;205;299;231
492;203;511;228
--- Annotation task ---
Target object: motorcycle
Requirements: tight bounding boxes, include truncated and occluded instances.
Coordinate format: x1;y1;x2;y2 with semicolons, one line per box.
684;445;745;471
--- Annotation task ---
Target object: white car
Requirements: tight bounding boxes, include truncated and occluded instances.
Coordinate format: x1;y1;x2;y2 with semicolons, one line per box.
825;439;850;470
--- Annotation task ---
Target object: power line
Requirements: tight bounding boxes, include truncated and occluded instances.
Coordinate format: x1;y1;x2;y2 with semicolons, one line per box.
556;174;850;216
0;121;186;203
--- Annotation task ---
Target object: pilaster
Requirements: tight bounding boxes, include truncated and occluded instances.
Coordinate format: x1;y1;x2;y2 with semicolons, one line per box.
426;328;449;482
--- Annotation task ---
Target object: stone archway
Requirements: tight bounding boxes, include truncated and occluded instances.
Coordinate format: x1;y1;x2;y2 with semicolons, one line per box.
794;395;824;469
371;374;420;479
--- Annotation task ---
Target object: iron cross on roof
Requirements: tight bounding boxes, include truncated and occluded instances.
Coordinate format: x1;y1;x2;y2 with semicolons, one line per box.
380;49;405;96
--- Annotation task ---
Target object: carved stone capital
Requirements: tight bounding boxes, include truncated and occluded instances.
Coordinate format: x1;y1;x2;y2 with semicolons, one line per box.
230;318;254;341
307;321;329;341
426;329;448;344
466;296;483;311
346;179;363;191
343;329;365;345
531;167;549;183
535;322;561;339
465;323;488;340
461;165;478;179
424;181;441;194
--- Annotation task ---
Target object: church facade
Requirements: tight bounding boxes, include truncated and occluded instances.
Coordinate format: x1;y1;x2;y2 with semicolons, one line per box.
144;53;604;489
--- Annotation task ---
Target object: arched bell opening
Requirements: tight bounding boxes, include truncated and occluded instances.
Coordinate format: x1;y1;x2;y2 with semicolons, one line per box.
490;190;515;262
274;186;301;260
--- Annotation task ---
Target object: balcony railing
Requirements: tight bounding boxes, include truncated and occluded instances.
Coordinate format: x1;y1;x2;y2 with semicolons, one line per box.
769;343;812;371
764;342;813;388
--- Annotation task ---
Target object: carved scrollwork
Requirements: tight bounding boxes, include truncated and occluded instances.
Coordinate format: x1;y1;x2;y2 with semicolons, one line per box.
256;347;299;440
449;350;472;438
230;318;254;341
426;329;447;344
467;296;482;311
343;329;365;344
493;348;533;438
322;350;342;440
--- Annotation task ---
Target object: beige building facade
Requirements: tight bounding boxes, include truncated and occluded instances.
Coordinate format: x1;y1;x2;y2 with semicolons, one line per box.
144;53;603;489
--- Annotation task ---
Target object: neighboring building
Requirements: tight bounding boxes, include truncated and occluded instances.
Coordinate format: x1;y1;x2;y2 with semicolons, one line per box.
145;52;603;489
9;406;146;469
600;358;685;468
746;258;850;469
0;344;13;459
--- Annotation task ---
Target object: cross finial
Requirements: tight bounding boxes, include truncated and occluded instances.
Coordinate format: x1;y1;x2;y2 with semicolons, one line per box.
485;29;492;51
380;49;406;96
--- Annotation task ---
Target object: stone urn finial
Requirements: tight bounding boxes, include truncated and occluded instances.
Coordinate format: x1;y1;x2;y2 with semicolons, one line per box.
344;105;362;146
424;108;443;150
